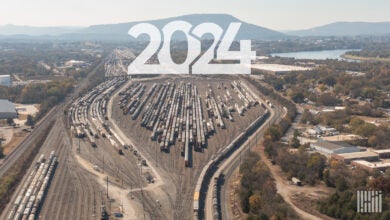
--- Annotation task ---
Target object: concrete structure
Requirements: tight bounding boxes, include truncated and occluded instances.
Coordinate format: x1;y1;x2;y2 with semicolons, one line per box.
0;75;11;87
351;160;390;172
0;99;17;119
332;151;379;164
251;64;312;75
310;140;361;156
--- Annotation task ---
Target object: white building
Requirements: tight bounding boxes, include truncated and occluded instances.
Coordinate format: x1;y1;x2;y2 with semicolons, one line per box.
310;140;361;156
0;75;11;87
0;99;17;119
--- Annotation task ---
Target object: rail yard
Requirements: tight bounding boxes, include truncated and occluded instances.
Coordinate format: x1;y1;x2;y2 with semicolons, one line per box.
0;54;276;220
110;76;272;219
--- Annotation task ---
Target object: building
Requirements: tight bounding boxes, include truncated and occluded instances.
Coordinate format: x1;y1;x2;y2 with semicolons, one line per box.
0;75;11;87
251;64;312;76
310;140;361;156
351;160;390;172
332;151;379;164
0;99;17;119
374;149;390;159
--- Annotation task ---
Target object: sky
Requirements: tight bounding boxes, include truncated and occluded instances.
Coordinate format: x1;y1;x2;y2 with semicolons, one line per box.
0;0;390;30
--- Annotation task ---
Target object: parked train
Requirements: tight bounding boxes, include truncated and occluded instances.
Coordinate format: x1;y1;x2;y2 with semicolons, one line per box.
193;109;269;219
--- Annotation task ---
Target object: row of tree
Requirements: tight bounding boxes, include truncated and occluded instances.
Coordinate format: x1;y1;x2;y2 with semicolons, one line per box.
239;153;298;220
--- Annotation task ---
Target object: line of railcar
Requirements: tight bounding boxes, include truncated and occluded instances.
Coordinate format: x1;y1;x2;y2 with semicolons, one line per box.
7;151;58;220
69;78;126;153
193;109;270;219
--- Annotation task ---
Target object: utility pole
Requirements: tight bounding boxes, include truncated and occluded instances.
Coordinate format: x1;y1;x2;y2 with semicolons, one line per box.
130;183;133;199
106;176;109;199
78;137;81;153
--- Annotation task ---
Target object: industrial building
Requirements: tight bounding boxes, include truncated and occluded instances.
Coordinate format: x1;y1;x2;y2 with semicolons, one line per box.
351;160;390;172
374;149;390;159
310;140;361;156
331;151;379;164
0;75;11;87
0;99;17;119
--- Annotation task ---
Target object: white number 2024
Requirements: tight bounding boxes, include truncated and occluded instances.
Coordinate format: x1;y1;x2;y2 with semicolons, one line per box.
128;21;255;75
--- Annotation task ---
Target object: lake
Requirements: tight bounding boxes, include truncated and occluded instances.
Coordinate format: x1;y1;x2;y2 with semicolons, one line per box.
271;49;360;60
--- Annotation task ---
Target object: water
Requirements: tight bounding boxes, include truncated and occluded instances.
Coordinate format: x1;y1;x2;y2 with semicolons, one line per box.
271;49;360;60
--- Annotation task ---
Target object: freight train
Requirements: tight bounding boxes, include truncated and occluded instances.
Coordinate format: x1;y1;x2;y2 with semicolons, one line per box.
193;109;270;219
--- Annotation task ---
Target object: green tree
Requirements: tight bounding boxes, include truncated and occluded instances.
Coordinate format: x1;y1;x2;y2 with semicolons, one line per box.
249;193;262;212
317;93;339;106
25;115;35;127
0;141;4;159
289;129;300;148
265;125;282;142
6;118;14;125
354;123;376;137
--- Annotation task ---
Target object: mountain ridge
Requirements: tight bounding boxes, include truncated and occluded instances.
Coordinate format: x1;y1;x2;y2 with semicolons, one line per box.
0;14;286;41
286;21;390;36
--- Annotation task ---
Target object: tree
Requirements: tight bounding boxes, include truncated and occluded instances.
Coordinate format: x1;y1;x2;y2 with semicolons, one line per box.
289;129;300;148
249;193;262;212
354;123;376;137
317;93;339;106
306;153;326;180
321;76;337;87
0;141;4;159
6;118;14;125
25;115;34;127
265;125;282;142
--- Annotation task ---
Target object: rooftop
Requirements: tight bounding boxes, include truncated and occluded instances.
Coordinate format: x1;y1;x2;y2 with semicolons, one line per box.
374;149;390;154
353;160;390;169
337;151;379;160
0;99;17;113
251;64;312;73
312;140;354;151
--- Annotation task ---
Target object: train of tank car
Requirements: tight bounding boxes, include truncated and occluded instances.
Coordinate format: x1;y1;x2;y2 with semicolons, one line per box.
68;78;130;155
118;80;261;167
193;109;270;219
6;151;58;220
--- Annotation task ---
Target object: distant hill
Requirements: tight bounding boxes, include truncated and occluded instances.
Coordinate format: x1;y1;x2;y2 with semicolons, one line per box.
0;24;83;36
287;22;390;37
0;14;287;41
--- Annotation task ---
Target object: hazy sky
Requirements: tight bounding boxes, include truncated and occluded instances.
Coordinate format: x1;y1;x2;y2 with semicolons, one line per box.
1;0;389;30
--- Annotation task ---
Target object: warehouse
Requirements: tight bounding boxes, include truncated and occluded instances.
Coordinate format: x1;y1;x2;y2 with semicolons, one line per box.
374;149;390;159
0;99;17;119
310;140;361;156
0;75;11;87
332;151;379;164
351;160;390;172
